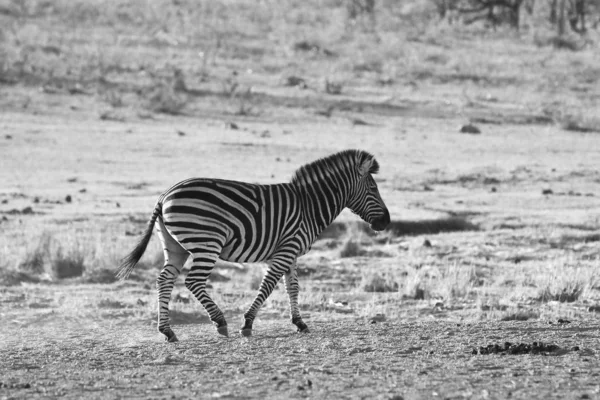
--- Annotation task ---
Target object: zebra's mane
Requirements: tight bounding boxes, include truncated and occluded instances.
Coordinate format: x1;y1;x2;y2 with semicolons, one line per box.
290;149;379;185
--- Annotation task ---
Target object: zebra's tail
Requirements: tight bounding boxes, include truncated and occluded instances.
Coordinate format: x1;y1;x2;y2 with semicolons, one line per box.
116;201;163;280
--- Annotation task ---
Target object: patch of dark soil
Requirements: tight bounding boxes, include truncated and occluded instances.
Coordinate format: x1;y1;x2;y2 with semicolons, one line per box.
554;233;600;247
318;217;478;240
473;341;567;355
169;310;209;325
501;311;539;321
0;270;41;286
386;218;479;236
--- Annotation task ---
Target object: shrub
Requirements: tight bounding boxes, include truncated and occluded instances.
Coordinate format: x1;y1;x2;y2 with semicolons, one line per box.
52;245;85;279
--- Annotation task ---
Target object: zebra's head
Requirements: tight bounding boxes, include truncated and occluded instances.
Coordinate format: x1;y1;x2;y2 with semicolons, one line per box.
347;152;390;232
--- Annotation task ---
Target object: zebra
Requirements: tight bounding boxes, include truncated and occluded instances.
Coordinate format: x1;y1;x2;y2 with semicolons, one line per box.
117;149;390;341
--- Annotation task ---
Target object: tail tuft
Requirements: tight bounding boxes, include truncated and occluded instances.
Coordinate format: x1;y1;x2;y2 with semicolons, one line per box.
116;202;162;280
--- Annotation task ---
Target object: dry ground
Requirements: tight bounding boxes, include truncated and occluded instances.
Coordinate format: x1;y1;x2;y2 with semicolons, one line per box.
1;1;600;399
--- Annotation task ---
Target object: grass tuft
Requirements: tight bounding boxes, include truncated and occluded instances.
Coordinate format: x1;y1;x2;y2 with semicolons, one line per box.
340;239;365;258
18;233;51;275
360;270;398;292
537;284;585;303
52;245;86;279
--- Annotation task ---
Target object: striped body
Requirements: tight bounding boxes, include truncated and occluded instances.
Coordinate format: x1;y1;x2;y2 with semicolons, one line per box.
163;179;303;263
118;149;390;340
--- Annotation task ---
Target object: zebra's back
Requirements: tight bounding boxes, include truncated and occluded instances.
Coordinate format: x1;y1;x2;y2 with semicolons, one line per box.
162;178;302;263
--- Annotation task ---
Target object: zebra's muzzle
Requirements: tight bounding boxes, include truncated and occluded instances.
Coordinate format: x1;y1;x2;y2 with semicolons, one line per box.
370;209;390;231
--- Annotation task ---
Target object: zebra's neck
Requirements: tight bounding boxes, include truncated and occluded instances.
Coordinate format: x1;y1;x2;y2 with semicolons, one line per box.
293;175;351;238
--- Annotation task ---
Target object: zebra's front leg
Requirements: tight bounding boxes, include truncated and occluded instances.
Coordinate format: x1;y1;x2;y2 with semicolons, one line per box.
156;262;184;342
185;252;229;337
240;258;290;337
284;263;309;333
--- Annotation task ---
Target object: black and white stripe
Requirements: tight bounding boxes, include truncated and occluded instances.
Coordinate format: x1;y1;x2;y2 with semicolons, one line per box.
118;149;390;340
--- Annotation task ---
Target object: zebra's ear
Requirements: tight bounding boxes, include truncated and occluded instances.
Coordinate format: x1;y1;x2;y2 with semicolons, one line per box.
358;155;379;176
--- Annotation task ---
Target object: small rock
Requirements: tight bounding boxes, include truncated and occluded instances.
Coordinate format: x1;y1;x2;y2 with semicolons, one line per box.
116;202;121;208
67;177;78;183
423;239;432;247
557;318;571;324
79;188;87;193
177;130;186;136
5;135;12;139
542;189;553;195
1;199;7;204
491;187;497;192
459;124;481;134
136;298;147;306
414;288;425;300
33;197;40;203
369;313;386;323
21;206;33;214
65;195;72;203
225;122;239;130
352;118;370;126
285;76;307;88
572;346;580;351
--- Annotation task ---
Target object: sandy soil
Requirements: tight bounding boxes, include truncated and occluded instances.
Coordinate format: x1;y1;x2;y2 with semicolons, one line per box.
2;2;600;399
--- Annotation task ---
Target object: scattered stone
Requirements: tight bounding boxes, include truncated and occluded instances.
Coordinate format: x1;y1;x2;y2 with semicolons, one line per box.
588;305;600;313
1;199;7;204
136;298;148;306
65;195;72;203
542;189;553;195
557;318;571;324
174;293;191;304
474;341;561;355
33;197;40;203
491;187;497;192
177;130;186;136
422;239;432;247
67;177;78;183
572;346;580;351
5;135;12;139
293;40;320;52
423;185;433;191
315;106;334;118
351;118;370;126
79;188;87;193
7;206;34;215
285;76;307;89
369;313;386;324
325;80;343;95
225;122;239;130
116;202;121;208
459;124;481;134
414;288;425;300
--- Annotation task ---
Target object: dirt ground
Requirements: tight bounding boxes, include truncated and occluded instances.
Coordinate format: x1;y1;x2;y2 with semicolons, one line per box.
2;1;600;399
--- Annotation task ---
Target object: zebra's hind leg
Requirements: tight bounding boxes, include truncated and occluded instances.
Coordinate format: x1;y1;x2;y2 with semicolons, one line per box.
240;257;291;337
284;263;309;333
185;247;229;337
156;220;189;342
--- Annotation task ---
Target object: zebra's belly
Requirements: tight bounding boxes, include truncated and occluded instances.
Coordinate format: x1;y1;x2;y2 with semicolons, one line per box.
219;236;278;263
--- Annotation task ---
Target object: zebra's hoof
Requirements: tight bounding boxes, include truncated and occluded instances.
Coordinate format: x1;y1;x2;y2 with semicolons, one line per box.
163;330;179;342
240;328;252;337
166;334;179;342
217;326;229;337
